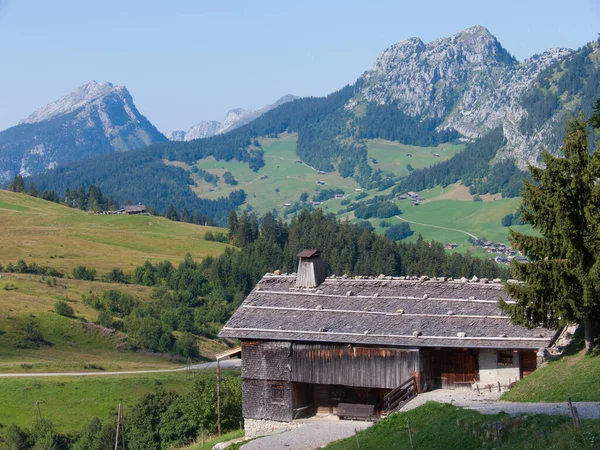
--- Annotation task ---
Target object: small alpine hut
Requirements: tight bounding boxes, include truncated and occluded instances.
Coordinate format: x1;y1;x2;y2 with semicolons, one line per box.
220;250;558;437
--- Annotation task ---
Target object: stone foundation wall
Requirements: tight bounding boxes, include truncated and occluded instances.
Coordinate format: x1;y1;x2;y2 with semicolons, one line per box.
244;418;299;439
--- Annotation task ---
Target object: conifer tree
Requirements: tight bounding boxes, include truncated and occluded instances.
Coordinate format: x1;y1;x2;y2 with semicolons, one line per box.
502;116;600;352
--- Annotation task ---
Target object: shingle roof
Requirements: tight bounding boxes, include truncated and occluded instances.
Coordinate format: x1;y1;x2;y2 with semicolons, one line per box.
297;249;320;258
219;275;558;349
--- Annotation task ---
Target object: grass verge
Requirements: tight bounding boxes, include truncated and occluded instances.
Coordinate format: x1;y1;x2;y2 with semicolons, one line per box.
324;402;600;450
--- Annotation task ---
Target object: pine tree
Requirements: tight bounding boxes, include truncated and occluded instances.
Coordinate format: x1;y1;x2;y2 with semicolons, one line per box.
502;116;600;352
8;174;26;193
166;204;179;221
590;98;600;129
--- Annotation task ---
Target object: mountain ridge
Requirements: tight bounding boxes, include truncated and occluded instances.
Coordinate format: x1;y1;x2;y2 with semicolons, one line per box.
0;81;167;183
167;94;300;141
23;27;600;221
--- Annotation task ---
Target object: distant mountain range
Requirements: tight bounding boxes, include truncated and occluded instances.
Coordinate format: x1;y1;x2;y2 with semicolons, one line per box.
0;81;166;183
18;26;600;223
166;94;300;141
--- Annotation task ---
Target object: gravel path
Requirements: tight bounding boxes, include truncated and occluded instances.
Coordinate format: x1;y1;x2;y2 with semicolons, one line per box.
241;418;372;450
400;389;600;419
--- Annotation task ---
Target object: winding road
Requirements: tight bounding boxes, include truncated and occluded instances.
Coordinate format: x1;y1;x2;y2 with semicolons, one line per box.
395;215;479;240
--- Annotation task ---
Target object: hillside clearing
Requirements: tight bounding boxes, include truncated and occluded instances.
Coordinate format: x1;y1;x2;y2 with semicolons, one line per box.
0;189;228;273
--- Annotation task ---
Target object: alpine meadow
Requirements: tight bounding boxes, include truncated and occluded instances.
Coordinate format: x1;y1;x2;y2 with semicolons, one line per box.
2;5;600;449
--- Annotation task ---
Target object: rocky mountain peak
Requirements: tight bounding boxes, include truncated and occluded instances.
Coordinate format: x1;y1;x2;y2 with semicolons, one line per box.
20;81;124;125
166;94;300;141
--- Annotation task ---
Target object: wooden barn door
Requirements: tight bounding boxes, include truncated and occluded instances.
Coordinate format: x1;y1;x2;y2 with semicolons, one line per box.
431;349;478;389
519;351;537;378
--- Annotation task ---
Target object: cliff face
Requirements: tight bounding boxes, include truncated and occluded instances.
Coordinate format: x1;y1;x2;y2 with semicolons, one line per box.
0;81;166;183
350;26;587;168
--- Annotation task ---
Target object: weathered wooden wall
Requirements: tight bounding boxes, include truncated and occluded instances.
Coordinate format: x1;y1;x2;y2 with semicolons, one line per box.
241;341;291;381
291;343;419;389
242;379;293;421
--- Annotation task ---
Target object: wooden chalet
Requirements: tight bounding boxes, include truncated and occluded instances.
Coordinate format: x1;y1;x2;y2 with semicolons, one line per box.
220;250;557;436
123;205;147;214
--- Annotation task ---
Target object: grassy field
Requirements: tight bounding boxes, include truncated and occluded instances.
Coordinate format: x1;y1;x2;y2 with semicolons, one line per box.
502;336;600;403
0;191;234;373
188;133;361;215
0;369;238;433
325;402;600;450
0;189;229;274
366;139;464;178
0;273;194;373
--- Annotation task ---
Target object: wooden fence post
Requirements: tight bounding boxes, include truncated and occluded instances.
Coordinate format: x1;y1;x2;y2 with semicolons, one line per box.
407;419;414;450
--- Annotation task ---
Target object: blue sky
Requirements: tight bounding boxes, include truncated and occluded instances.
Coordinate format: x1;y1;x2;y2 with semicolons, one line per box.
0;0;598;133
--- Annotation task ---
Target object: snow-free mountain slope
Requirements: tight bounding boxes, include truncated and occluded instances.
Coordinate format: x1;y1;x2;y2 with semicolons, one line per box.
166;94;300;141
0;81;166;182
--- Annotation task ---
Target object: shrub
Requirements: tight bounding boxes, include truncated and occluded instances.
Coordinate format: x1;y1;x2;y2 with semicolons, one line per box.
13;319;48;349
55;300;74;317
101;267;129;284
72;265;97;281
473;194;483;202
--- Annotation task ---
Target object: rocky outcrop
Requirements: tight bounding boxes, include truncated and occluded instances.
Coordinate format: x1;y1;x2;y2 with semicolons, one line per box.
349;26;579;168
0;81;166;183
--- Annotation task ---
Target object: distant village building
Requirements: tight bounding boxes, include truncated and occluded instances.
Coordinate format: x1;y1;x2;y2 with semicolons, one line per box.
433;153;440;157
220;251;556;438
407;192;419;198
354;188;363;192
123;205;147;214
334;194;344;199
318;170;326;175
405;153;413;157
317;181;326;185
445;243;458;249
398;195;408;200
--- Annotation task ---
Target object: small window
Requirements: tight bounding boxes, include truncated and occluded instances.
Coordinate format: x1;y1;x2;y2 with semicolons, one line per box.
271;383;285;404
497;351;514;366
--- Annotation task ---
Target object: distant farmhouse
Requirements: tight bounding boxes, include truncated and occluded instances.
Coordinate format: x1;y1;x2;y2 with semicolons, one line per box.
123;205;147;214
220;250;557;437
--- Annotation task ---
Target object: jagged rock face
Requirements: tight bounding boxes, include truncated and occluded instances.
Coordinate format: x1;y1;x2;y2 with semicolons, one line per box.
351;25;575;169
167;94;300;141
164;130;186;141
184;121;222;141
0;81;166;183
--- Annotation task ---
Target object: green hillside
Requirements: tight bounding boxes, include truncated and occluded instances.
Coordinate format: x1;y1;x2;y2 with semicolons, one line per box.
324;402;600;450
0;190;233;372
0;189;228;273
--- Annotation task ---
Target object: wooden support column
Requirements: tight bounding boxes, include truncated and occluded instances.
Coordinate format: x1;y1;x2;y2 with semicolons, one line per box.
217;359;222;436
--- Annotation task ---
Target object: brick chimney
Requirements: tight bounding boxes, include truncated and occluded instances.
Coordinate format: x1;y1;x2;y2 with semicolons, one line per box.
296;249;326;288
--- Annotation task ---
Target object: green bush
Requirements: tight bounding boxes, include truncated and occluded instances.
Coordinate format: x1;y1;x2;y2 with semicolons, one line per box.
55;300;74;317
72;265;97;281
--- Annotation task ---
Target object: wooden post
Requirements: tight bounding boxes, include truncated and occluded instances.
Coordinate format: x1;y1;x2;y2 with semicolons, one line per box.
568;396;577;427
407;419;414;450
114;403;122;450
354;428;360;448
202;431;205;449
217;358;222;436
495;422;500;442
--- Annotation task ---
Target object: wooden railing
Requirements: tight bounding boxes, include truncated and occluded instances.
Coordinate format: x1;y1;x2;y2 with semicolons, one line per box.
383;376;418;414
